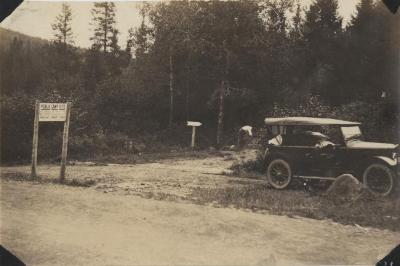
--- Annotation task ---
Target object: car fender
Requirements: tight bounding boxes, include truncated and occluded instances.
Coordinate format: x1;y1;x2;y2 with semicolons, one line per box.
372;156;397;167
263;147;270;159
264;148;292;164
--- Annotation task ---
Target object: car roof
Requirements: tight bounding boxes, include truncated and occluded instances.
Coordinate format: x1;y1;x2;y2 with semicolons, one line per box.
264;117;361;126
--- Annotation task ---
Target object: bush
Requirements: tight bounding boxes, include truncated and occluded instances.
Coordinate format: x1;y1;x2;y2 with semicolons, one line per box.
229;152;265;178
267;95;398;143
0;94;35;163
1;92;397;163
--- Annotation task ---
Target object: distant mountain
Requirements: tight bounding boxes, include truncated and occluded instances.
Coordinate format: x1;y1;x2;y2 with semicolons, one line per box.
0;27;50;50
0;27;86;54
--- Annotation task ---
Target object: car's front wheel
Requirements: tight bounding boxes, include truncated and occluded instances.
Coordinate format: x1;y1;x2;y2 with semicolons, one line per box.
266;158;292;189
363;163;397;197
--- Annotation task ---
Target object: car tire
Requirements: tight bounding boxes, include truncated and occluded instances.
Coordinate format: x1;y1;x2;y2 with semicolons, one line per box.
363;163;397;197
266;158;292;189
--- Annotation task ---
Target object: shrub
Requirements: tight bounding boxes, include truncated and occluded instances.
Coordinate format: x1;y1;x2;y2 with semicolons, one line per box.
266;94;398;143
229;152;265;178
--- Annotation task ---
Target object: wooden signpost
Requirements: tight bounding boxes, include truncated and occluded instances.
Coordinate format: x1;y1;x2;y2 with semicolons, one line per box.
187;121;202;148
31;101;40;179
31;101;71;182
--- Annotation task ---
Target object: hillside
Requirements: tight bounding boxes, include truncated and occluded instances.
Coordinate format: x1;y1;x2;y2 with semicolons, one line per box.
0;27;50;50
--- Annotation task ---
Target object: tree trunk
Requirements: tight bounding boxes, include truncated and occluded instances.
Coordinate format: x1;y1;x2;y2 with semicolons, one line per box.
185;61;190;122
216;41;230;148
216;79;225;147
103;6;108;53
168;47;174;128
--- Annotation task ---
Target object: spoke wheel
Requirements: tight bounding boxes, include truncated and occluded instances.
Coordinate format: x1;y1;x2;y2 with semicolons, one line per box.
363;163;395;197
266;159;292;189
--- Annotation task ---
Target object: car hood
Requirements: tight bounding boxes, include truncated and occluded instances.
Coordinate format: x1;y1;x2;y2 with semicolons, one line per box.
346;140;398;150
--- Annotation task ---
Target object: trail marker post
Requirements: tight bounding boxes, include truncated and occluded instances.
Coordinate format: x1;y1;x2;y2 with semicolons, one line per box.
187;121;202;148
31;101;40;179
31;101;71;182
59;102;71;182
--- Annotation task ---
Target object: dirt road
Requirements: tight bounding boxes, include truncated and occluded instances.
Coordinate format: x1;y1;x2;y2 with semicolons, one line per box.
1;153;399;265
2;180;398;266
1;150;262;199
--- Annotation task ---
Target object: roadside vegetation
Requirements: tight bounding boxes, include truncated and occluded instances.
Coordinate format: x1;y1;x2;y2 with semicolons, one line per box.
1;172;96;187
223;153;400;231
190;183;400;232
229;152;265;178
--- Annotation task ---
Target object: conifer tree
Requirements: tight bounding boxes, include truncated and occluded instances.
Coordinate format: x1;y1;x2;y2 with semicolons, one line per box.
90;2;118;53
51;3;74;47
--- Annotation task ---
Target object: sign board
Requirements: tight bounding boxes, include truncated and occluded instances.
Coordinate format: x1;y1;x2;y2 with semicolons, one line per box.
187;121;202;127
39;103;67;122
32;101;71;182
186;121;202;148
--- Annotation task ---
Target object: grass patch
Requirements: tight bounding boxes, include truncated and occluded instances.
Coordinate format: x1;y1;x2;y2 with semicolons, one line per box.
224;151;400;231
1;171;34;181
1;172;97;188
228;152;265;179
56;178;96;187
190;184;400;231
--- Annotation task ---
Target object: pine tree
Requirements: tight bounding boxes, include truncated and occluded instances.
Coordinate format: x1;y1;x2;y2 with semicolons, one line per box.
109;29;120;55
262;0;293;34
127;3;151;58
90;2;118;53
350;0;375;29
303;0;344;103
290;3;303;40
51;3;74;47
347;0;399;101
304;0;342;44
148;2;189;128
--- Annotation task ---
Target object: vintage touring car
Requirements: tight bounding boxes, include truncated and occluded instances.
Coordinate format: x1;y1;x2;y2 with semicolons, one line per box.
263;117;399;196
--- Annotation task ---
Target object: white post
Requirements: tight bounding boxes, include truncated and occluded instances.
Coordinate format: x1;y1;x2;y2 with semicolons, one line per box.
191;126;196;148
187;121;202;149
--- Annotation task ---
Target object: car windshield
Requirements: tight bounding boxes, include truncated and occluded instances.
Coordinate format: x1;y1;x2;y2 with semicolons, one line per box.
341;126;362;141
267;125;363;146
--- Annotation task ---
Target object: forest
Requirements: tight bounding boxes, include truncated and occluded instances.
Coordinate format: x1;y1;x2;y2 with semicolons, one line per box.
0;0;399;162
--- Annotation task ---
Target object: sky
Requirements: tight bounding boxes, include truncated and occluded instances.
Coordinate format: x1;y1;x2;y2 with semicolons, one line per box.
1;0;360;49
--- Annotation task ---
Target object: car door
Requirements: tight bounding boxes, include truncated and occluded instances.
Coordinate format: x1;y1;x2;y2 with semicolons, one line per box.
290;133;337;176
280;133;317;175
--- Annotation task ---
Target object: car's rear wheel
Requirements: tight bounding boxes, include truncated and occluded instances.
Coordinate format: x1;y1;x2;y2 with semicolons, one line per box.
363;163;396;197
266;159;292;189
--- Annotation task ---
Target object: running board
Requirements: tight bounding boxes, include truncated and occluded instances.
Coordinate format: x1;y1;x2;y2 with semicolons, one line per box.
294;175;336;181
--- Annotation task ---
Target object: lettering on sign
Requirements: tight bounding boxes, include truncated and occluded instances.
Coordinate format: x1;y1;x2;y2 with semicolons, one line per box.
39;103;67;122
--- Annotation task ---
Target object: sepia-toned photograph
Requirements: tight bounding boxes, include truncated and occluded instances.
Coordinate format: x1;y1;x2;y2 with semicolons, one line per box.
0;0;399;265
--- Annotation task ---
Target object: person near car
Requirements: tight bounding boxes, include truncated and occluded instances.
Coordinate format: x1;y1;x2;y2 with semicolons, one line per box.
237;125;253;150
